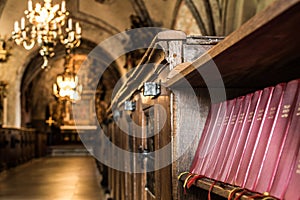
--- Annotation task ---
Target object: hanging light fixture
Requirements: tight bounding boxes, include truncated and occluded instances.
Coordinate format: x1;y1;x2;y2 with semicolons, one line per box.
60;18;81;55
53;55;82;102
12;0;81;68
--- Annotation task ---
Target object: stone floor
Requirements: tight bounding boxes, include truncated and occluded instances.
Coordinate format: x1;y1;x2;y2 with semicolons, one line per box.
0;157;105;200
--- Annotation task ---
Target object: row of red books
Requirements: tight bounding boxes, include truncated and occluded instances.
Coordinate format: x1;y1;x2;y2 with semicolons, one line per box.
189;79;300;199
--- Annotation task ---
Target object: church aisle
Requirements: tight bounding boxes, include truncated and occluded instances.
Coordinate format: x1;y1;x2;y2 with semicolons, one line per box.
0;157;105;200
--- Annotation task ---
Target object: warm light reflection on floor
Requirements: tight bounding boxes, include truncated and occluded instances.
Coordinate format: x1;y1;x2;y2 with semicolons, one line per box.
0;157;104;200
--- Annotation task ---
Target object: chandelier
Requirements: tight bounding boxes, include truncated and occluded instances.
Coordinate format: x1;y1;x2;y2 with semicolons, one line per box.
53;56;82;102
12;0;81;68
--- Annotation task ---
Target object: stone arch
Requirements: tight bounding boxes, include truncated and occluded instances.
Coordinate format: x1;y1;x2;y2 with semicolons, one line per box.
20;38;122;131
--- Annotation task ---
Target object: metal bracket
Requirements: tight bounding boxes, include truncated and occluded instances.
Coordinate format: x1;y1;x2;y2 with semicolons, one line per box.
143;82;161;96
124;100;136;111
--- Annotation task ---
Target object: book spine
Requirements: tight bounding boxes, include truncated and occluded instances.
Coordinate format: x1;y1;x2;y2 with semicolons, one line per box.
216;96;246;182
234;86;274;187
202;99;237;178
219;93;252;183
197;100;233;176
189;102;222;174
244;83;286;190
284;148;300;200
269;83;300;199
189;103;213;173
226;90;262;185
209;97;243;181
254;80;299;195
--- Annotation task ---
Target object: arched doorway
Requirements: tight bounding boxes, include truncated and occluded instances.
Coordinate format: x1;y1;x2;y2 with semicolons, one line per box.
20;39;122;147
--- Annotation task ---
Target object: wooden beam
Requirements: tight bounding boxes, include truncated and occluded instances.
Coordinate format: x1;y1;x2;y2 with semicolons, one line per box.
165;0;300;88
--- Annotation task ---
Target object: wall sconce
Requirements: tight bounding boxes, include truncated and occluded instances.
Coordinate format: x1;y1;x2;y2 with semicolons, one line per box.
143;82;161;97
0;38;9;61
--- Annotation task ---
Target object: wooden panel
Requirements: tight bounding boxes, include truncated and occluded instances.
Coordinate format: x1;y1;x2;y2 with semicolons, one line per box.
122;121;133;200
112;123;118;199
172;88;210;200
0;129;10;169
155;95;172;200
144;107;157;200
120;128;126;200
131;95;147;200
0;128;36;171
108;123;114;197
139;90;173;200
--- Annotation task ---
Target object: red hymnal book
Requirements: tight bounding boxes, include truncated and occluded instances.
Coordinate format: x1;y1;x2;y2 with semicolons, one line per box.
219;93;252;182
284;148;300;200
269;82;300;199
254;80;299;195
190;103;213;173
209;97;243;181
201;99;236;178
234;86;274;187
190;102;222;174
225;90;262;185
197;100;233;176
192;102;232;175
244;83;286;190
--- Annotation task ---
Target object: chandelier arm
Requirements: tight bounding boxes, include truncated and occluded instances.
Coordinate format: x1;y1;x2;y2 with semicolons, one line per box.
60;38;68;45
75;40;81;48
23;39;35;50
41;56;49;69
12;36;23;46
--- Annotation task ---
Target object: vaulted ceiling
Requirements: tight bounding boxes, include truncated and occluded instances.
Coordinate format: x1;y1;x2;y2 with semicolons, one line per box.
0;0;275;127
